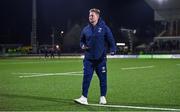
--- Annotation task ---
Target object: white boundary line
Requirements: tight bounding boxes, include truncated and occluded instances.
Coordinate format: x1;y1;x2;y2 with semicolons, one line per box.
19;73;82;78
13;71;82;75
88;103;180;111
12;71;82;78
121;65;154;70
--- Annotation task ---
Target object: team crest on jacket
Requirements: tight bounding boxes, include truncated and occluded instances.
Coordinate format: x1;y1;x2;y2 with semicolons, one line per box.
98;27;102;33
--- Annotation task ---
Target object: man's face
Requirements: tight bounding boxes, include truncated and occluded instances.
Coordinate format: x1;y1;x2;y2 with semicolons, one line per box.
89;12;99;25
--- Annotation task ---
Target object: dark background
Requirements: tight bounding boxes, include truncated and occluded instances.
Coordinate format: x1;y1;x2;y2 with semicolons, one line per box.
0;0;154;46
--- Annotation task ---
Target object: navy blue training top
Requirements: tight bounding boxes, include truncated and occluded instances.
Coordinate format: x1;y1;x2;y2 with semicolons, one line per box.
80;18;116;60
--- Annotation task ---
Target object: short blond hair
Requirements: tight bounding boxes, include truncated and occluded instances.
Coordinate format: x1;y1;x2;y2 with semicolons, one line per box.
89;8;100;15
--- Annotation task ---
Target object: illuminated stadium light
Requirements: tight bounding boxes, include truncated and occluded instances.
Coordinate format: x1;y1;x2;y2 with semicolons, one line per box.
158;0;163;3
61;31;64;34
116;43;125;46
56;45;59;49
157;0;168;4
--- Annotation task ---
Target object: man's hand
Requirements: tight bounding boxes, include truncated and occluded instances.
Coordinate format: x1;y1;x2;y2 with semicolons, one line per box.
81;44;90;50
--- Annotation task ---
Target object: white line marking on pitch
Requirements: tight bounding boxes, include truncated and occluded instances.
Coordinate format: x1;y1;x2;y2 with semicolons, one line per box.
88;104;180;111
13;71;82;75
121;65;154;70
12;71;82;78
19;73;82;78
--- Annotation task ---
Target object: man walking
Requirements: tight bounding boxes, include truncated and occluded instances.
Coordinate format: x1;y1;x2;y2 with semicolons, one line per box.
74;8;116;105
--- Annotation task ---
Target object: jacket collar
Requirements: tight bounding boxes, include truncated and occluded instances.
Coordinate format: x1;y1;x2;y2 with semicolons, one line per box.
89;18;104;27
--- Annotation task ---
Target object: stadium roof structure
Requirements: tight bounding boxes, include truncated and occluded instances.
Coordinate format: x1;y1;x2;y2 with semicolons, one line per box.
154;36;180;40
145;0;180;21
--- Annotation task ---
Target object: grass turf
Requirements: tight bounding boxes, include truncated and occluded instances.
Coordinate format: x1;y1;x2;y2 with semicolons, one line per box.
0;58;180;111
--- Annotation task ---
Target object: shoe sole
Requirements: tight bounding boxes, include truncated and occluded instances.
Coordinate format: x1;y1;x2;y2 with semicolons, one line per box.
74;99;88;105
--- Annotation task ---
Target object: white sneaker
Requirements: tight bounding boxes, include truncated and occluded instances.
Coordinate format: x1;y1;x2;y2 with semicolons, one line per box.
74;95;88;105
99;96;107;104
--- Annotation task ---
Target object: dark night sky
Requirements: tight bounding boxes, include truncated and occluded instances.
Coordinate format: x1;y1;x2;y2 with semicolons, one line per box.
0;0;154;45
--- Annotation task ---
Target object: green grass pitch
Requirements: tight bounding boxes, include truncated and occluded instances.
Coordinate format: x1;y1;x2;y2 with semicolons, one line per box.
0;58;180;111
